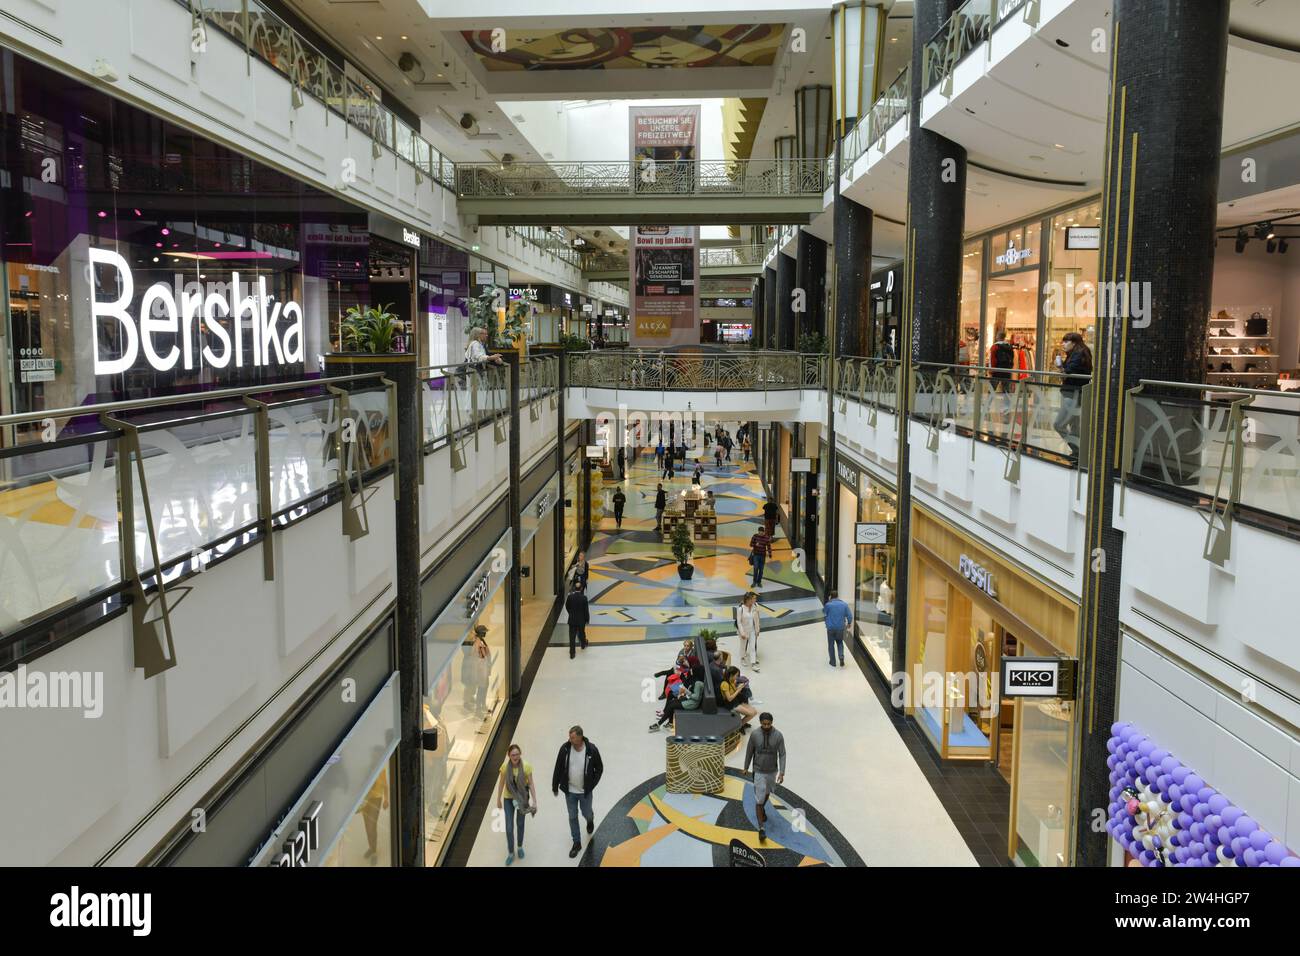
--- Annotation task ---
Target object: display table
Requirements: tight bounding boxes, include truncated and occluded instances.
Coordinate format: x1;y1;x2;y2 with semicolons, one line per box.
661;507;716;542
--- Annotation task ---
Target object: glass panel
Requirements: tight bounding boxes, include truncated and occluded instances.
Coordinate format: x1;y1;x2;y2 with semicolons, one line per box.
129;412;260;575
914;564;949;749
266;397;344;512
1015;695;1073;866
854;478;897;677
0;437;121;638
323;761;393;867
423;583;507;864
1045;200;1102;354
958;240;983;365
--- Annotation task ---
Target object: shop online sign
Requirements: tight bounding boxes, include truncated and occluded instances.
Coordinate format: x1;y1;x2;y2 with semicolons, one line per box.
89;249;305;375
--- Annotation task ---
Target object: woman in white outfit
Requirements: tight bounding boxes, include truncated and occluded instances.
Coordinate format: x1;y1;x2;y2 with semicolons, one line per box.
735;591;761;671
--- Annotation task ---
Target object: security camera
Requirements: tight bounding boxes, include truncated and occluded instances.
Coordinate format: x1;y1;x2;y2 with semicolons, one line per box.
459;113;477;131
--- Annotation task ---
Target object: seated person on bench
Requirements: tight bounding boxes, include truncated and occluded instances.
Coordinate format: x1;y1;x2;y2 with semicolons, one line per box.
650;666;705;732
718;666;756;729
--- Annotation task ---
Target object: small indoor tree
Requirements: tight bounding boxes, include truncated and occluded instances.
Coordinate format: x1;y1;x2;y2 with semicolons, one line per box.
670;519;695;581
340;303;401;353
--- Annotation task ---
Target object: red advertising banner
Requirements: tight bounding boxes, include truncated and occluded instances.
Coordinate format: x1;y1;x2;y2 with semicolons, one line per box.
629;105;699;348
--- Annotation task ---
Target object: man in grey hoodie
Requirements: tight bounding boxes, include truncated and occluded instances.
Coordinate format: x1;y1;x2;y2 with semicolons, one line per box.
742;712;786;843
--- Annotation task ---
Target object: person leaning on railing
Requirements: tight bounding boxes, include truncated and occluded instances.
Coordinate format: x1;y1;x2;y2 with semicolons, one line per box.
465;327;504;366
1052;332;1093;457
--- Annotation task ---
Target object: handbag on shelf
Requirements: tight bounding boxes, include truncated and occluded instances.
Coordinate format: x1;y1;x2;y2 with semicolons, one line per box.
1245;313;1268;336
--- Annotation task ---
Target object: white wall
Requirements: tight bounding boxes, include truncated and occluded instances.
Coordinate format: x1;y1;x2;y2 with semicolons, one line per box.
1117;633;1300;852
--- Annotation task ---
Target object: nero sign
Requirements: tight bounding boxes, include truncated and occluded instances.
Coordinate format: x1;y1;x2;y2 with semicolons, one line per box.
89;248;305;376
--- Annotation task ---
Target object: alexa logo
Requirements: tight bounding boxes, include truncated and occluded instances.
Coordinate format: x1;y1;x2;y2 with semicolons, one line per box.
89;248;305;376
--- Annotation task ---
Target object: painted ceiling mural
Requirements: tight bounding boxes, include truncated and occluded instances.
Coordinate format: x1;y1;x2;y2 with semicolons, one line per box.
461;25;785;71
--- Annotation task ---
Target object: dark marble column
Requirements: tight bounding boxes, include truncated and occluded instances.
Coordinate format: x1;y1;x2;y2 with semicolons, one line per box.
763;265;778;349
1073;0;1230;867
775;252;796;351
833;198;872;358
796;230;828;344
890;0;964;713
905;0;966;366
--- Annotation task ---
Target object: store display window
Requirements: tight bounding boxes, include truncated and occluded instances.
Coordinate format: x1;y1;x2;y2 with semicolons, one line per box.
957;240;984;365
1045;200;1101;359
422;533;512;864
854;477;897;678
323;761;394;867
0;48;375;434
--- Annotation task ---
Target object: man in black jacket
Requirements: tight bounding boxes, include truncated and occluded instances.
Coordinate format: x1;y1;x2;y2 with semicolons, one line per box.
654;483;668;533
552;726;604;859
565;581;590;659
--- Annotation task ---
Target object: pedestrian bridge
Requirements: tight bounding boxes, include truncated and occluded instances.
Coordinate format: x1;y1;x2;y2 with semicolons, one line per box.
456;160;828;226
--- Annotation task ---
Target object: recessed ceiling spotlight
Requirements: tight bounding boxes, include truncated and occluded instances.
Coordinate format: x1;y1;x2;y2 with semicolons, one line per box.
1053;143;1065;149
375;36;382;40
401;35;408;40
1055;38;1070;48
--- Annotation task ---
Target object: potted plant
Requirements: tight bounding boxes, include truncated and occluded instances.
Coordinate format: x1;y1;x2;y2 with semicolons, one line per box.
560;332;591;352
464;285;504;347
797;331;829;355
670;520;695;581
340;302;403;354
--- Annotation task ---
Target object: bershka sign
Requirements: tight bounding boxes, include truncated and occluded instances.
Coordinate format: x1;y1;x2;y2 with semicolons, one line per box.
89;249;304;375
958;553;997;598
402;227;421;248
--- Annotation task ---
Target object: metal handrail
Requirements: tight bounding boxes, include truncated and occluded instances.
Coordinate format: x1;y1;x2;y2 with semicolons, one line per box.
840;65;910;174
923;0;994;95
456;159;827;199
0;373;384;430
567;351;824;391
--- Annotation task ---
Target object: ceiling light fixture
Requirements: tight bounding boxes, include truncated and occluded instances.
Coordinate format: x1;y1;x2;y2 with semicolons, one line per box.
1235;228;1248;254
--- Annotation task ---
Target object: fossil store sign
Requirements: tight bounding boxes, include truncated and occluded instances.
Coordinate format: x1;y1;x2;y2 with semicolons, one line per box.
89;249;305;376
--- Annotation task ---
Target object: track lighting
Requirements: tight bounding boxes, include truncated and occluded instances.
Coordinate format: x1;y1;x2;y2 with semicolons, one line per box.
1267;239;1277;254
1281;238;1290;254
1235;229;1248;254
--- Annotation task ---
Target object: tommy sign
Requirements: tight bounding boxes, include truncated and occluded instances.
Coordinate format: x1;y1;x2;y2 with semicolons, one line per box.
90;249;305;376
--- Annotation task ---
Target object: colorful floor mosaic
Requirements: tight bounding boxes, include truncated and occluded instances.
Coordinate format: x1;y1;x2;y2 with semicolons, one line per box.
581;769;863;867
552;448;820;646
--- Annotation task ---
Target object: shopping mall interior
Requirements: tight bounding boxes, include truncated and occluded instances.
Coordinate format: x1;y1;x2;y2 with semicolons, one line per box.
2;0;1300;882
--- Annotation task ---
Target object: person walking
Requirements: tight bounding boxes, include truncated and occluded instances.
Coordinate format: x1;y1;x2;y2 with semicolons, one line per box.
565;581;589;659
692;462;704;485
748;524;774;587
823;589;853;667
654;483;668;534
743;713;786;843
572;551;590;592
714;443;724;469
655;439;665;470
761;497;780;536
662;452;675;481
551;726;604;859
741;436;752;462
611;488;626;530
616;445;626;480
495;744;537;865
735;590;761;670
722;433;732;461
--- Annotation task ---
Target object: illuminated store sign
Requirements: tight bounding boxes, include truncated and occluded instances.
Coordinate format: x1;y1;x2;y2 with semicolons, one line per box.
994;241;1033;267
958;553;997;598
272;801;322;867
89;249;304;375
402;228;421;248
465;573;490;620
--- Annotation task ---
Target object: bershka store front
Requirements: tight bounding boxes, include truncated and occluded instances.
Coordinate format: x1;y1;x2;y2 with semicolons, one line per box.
904;506;1080;866
0;47;388;442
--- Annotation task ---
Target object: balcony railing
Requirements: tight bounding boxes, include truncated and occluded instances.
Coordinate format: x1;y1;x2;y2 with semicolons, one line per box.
568;351;825;393
923;0;993;94
186;1;457;189
840;65;911;175
0;373;394;669
1122;382;1300;563
701;244;768;268
910;362;1091;480
456;159;827;200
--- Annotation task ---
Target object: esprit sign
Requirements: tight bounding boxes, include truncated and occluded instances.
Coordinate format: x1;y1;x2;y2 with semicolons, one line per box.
272;801;323;867
995;240;1033;267
465;573;490;620
958;554;997;598
89;249;304;376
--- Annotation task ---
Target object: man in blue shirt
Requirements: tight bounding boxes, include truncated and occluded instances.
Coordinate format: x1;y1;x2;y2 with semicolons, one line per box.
823;590;852;667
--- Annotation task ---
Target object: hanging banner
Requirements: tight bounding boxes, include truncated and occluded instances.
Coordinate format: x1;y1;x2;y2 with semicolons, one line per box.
630;227;699;347
629;105;700;348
